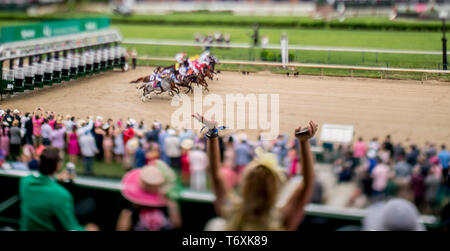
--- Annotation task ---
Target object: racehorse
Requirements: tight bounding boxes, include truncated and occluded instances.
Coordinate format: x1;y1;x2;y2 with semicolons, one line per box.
208;55;220;72
202;55;220;81
137;77;179;101
129;53;220;98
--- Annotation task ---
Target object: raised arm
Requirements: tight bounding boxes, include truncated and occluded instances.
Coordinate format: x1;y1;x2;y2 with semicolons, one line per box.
282;120;318;231
193;113;227;216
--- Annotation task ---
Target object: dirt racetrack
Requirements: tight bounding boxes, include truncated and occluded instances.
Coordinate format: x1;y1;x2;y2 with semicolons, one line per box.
2;67;450;146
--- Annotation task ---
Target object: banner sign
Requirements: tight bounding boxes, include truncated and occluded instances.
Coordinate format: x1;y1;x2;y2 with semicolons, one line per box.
319;123;354;144
0;18;110;44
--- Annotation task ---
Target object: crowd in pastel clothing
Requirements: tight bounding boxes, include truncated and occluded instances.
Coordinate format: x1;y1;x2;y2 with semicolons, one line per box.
332;135;450;215
1;107;450;231
0;107;313;191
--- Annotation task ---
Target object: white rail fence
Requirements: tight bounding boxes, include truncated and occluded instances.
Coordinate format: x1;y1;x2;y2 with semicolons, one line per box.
123;38;450;55
136;56;450;81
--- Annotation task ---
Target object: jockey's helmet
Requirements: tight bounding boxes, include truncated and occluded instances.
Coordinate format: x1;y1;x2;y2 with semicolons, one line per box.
201;51;211;58
176;53;187;63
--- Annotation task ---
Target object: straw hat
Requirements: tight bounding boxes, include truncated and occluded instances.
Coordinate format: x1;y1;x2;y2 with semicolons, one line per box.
55;120;63;129
77;119;86;128
181;139;194;150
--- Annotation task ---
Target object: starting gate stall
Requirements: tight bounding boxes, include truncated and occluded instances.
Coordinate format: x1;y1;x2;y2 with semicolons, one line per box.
43;53;54;86
52;52;62;84
24;61;35;90
107;46;114;70
113;45;120;67
13;59;24;92
69;51;79;80
100;47;108;72
0;18;123;96
78;49;87;78
61;51;71;82
1;68;14;95
34;59;44;88
94;49;102;74
85;50;94;75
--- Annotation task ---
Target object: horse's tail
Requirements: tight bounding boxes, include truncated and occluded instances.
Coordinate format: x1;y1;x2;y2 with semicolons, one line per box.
130;77;145;84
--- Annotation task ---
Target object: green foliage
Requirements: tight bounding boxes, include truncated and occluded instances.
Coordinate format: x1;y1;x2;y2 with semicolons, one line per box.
0;11;449;32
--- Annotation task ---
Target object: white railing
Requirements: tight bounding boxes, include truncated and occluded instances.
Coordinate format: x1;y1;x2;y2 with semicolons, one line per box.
123;38;450;56
137;56;450;75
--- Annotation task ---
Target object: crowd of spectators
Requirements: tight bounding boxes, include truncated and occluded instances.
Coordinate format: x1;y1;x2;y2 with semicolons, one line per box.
1;107;449;231
194;32;231;50
0;107;315;192
332;135;450;215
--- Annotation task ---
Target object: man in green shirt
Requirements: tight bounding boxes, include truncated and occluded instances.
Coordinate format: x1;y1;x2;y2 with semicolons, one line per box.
19;147;96;231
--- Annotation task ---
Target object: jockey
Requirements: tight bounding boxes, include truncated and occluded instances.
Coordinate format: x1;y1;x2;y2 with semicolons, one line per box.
199;51;211;65
149;69;165;89
178;64;189;77
175;52;187;70
198;51;212;74
188;55;201;74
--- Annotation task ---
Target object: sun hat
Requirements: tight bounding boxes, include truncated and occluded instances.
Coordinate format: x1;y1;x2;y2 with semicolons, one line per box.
181;139;194;150
121;166;166;207
0;110;4;116
153;121;161;130
362;198;425;231
94;121;102;128
127;118;136;126
167;128;176;136
77;119;86;128
242;147;286;183
13;109;19;114
238;133;247;142
55;120;63;128
121;160;176;207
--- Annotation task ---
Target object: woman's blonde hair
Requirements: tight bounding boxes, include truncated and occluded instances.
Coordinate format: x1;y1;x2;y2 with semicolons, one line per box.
226;148;285;230
12;120;19;127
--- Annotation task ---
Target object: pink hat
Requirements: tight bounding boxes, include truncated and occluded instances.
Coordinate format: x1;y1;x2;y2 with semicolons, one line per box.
121;167;167;207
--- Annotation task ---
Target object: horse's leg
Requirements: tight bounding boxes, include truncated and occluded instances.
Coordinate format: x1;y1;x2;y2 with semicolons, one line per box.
147;88;155;99
156;86;163;94
185;85;192;94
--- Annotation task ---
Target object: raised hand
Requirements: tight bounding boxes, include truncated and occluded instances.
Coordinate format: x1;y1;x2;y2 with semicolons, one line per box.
295;120;318;142
192;113;218;130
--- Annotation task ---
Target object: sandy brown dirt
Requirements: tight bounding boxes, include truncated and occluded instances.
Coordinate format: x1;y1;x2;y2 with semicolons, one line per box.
2;67;450;146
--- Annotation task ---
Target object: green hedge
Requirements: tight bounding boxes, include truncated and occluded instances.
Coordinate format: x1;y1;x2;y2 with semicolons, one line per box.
0;11;448;32
260;50;294;62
